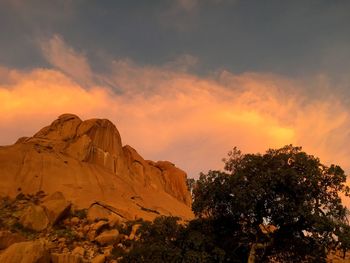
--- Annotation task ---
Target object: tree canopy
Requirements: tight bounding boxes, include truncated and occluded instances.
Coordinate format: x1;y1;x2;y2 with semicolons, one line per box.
193;145;350;262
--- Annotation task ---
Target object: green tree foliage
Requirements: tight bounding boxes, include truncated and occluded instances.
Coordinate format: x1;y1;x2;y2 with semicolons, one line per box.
120;217;228;263
193;145;350;262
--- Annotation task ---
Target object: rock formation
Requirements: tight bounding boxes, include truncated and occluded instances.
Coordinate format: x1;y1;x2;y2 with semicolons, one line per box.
0;114;193;221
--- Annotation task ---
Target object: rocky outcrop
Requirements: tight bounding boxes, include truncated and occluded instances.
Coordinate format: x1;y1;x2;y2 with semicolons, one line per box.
123;145;192;206
154;161;192;206
34;114;126;175
0;114;193;221
0;193;147;262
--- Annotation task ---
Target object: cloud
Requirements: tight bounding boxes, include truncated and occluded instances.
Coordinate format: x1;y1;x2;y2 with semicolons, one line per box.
163;54;199;72
39;35;93;87
1;35;350;182
176;0;198;11
175;0;237;12
158;0;237;31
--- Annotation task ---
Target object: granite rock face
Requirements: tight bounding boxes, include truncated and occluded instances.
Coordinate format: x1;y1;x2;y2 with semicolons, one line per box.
0;114;193;221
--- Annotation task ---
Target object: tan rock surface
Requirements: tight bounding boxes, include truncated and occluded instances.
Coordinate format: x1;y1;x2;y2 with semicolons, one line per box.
71;246;85;256
19;205;49;232
0;239;50;263
0;230;26;250
87;204;113;223
129;224;141;241
51;253;83;263
123;146;192;206
41;192;71;225
91;254;105;263
95;229;119;245
0;114;193;221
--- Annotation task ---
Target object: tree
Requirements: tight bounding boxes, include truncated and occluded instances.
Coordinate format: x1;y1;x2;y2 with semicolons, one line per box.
120;216;228;263
192;145;350;262
119;217;183;263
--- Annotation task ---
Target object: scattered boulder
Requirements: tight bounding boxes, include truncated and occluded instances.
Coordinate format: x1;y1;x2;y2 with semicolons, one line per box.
91;220;109;233
129;224;141;240
0;230;26;249
0;239;50;263
87;204;111;223
107;213;124;228
95;229;119;245
102;245;114;257
70;217;80;226
87;220;109;241
19;204;49;231
41;192;71;225
71;246;85;256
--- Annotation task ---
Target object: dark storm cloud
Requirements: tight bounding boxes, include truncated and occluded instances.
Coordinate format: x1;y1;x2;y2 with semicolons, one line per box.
0;0;349;78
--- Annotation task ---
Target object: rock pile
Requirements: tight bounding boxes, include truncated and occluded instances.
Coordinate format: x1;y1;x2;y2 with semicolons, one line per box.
0;191;147;263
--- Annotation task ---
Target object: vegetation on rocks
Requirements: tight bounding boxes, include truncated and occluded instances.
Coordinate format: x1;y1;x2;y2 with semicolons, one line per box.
0;191;146;262
0;145;349;262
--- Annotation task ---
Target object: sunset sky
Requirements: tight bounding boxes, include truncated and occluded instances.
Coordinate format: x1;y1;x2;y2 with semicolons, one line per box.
1;0;350;177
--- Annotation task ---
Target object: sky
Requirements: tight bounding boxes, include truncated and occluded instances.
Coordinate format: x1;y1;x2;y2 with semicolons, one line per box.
1;0;350;178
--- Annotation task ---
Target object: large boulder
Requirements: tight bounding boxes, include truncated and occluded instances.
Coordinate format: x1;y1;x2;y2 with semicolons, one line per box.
95;229;119;245
129;224;141;241
19;205;49;232
0;239;50;263
87;204;112;223
87;202;128;223
41;192;71;225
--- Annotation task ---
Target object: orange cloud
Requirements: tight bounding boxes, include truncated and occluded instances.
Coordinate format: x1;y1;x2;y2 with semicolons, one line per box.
1;36;350;180
1;64;349;178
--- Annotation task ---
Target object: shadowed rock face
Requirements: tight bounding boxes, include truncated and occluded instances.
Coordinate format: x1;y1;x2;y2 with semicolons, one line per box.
0;114;193;221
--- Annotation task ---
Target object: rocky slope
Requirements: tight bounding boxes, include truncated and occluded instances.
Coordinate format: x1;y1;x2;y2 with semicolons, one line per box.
0;114;193;221
0;192;157;262
0;192;347;263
